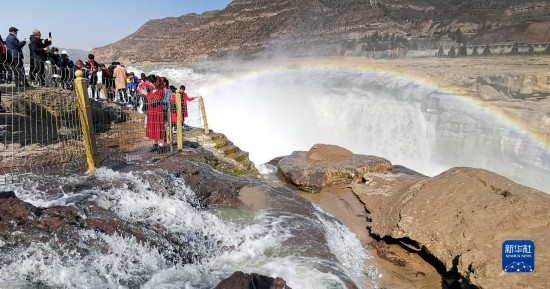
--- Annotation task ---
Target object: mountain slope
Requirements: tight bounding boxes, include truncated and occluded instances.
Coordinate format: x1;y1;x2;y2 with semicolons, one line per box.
91;0;550;63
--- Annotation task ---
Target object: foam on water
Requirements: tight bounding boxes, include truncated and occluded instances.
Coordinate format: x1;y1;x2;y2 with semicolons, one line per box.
1;168;377;288
316;211;378;289
0;231;169;288
256;163;278;175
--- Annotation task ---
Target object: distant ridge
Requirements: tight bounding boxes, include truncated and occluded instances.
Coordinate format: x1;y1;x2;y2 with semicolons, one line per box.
91;0;550;63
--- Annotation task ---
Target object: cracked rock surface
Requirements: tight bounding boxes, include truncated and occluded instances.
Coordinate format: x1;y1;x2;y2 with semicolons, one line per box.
352;167;550;289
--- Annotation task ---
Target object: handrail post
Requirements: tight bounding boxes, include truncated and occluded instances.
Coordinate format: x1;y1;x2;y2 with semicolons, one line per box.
167;93;173;152
74;70;98;175
176;92;183;151
199;96;209;135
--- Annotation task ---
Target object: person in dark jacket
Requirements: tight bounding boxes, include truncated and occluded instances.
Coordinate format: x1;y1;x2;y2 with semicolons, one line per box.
100;64;115;101
58;50;72;89
47;47;61;86
28;33;35;82
47;47;60;66
85;54;100;99
29;29;52;86
5;27;28;87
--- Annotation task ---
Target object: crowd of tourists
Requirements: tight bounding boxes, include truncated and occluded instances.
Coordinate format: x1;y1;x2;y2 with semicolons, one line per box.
0;26;196;154
0;27;59;87
0;27;127;93
136;75;196;154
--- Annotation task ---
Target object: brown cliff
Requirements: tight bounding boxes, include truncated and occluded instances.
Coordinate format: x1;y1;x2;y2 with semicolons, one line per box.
91;0;550;63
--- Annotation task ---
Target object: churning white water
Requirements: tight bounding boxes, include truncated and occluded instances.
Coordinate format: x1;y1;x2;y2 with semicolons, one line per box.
1;168;378;289
144;63;550;192
203;75;441;175
138;64;442;174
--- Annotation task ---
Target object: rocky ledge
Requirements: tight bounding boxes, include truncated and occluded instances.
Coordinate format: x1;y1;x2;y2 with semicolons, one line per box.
214;271;291;289
278;144;392;193
0;141;364;288
351;167;550;289
276;144;550;289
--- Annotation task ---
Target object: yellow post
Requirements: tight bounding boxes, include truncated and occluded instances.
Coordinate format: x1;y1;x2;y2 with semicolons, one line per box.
199;96;209;135
176;92;183;151
74;70;98;175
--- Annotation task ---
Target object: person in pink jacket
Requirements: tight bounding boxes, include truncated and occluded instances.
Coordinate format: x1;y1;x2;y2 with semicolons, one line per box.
179;85;195;125
168;85;196;133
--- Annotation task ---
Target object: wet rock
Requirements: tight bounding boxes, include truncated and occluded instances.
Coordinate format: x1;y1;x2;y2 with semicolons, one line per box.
305;144;353;163
214;271;291;289
278;144;392;193
163;157;253;207
0;191;16;199
298;183;442;289
368;239;442;288
477;84;506;101
156;156;363;287
0;193;142;240
353;167;550;289
1;152;366;287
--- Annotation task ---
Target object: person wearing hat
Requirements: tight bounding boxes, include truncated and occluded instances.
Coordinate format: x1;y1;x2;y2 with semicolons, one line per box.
47;47;61;86
58;50;72;88
29;29;52;86
5;27;29;87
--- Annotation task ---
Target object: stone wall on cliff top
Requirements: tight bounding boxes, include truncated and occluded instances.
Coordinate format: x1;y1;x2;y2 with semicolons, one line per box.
91;0;550;63
352;167;550;289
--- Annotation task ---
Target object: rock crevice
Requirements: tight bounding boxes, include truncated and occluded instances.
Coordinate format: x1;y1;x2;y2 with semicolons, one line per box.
352;167;550;289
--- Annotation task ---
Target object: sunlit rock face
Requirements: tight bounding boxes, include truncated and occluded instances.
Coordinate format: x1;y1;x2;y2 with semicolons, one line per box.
353;167;550;289
278;144;392;193
91;0;550;62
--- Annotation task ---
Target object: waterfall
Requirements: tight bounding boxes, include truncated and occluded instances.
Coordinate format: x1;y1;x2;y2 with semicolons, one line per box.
140;63;549;191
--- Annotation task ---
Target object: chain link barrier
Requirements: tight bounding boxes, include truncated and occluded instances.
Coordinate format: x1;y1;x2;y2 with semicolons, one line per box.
1;47;209;182
1;51;86;184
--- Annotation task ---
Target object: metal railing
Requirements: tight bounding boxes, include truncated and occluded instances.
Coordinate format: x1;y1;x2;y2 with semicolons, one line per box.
0;53;86;184
1;51;211;182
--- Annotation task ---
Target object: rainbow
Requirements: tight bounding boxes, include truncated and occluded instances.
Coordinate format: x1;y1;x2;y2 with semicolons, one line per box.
199;57;550;153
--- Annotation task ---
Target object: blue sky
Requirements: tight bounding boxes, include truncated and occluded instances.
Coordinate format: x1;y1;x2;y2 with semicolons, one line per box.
1;0;232;51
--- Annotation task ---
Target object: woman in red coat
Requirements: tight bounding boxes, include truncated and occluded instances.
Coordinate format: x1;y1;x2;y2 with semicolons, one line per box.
145;77;167;153
169;90;179;124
